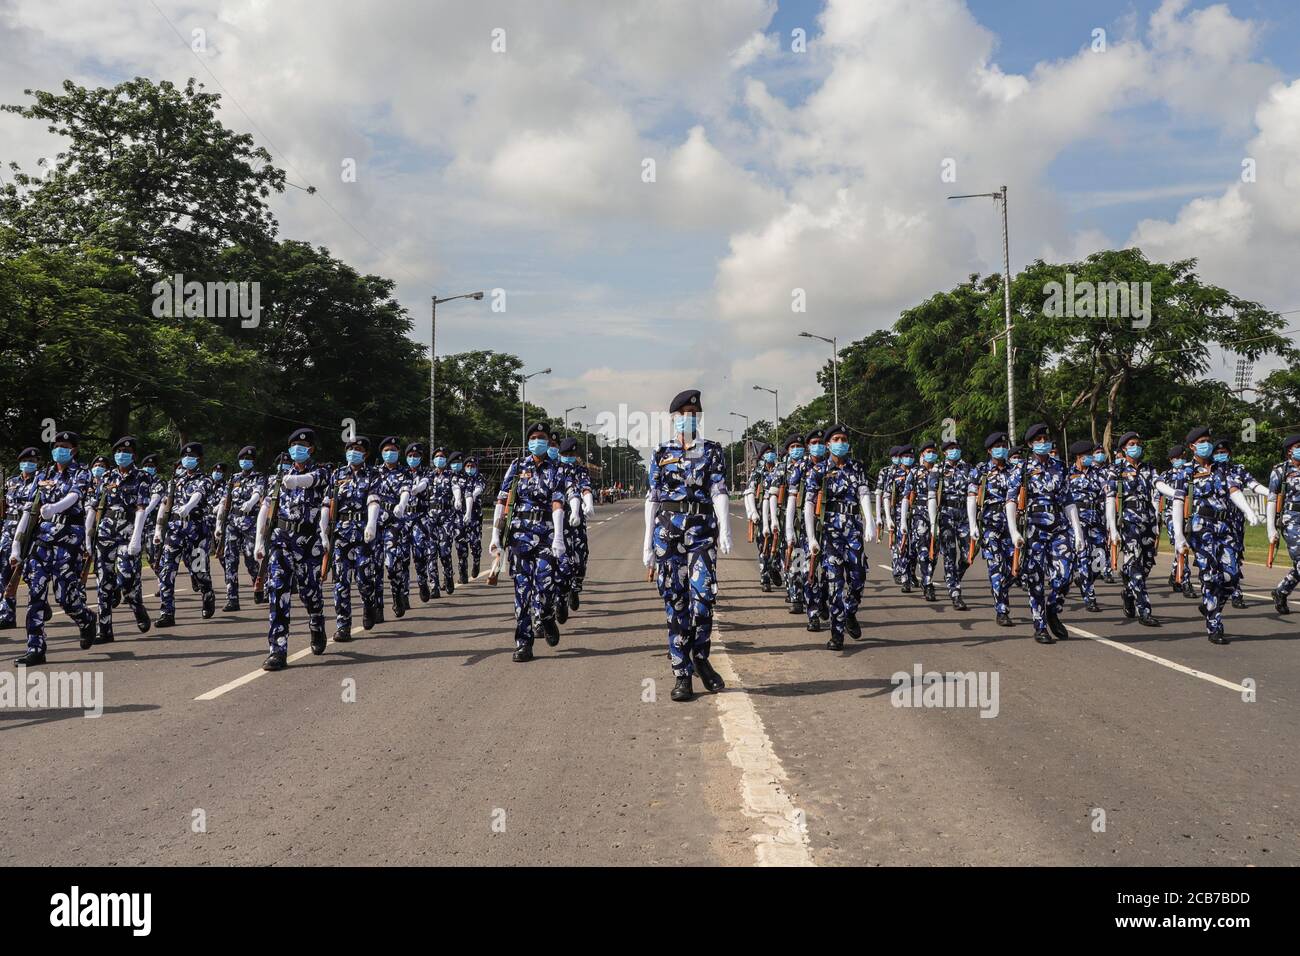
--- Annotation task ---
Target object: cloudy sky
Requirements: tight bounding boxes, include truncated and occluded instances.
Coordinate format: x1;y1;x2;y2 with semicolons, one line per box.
3;0;1299;450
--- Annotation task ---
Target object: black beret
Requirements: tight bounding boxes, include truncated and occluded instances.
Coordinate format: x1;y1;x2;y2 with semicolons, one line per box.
237;445;257;459
784;433;804;449
276;451;292;463
213;462;227;471
918;438;937;452
1067;440;1094;458
466;456;478;465
1213;436;1233;451
404;442;425;456
52;431;80;444
669;389;701;413
380;435;402;450
942;439;960;451
886;445;899;456
1284;434;1300;452
449;451;463;461
346;436;370;452
110;436;136;452
432;446;448;457
91;455;108;466
826;423;850;439
559;437;578;454
897;444;914;457
288;427;316;446
526;421;550;439
1116;431;1140;447
1185;426;1211;446
806;428;825;443
1024;423;1050;443
984;431;1008;450
757;443;774;455
17;446;39;460
1167;444;1185;459
181;441;203;457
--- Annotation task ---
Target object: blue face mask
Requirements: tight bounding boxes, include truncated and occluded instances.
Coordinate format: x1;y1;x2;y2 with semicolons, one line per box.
1171;458;1186;469
528;438;549;457
547;446;559;461
346;450;365;466
466;466;477;475
789;447;805;460
809;443;827;459
1213;451;1229;463
92;466;106;479
1125;445;1143;460
945;448;961;461
1194;441;1213;458
211;471;223;482
143;466;156;477
763;452;777;464
900;455;914;466
560;455;576;465
279;462;292;473
890;457;899;465
181;455;199;470
52;447;73;465
239;459;254;471
1032;442;1051;456
288;444;310;463
674;414;699;436
451;462;463;473
829;440;850;458
405;455;421;469
433;456;448;469
922;451;938;464
1090;453;1105;466
1292;447;1300;462
114;452;133;467
19;461;37;474
990;447;1008;460
382;450;400;465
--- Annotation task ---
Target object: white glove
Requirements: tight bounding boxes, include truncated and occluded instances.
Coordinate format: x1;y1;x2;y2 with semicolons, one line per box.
128;511;145;556
1230;489;1260;526
643;497;657;568
240;499;256;514
1067;503;1085;554
713;491;732;555
966;495;978;540
567;497;581;527
744;490;758;524
1267;494;1278;543
1009;526;1025;550
582;491;594;517
254;534;266;563
550;507;566;556
859;491;875;543
1005;500;1023;549
464;505;474;523
490;530;502;556
153;528;163;546
394;491;409;520
40;504;55;521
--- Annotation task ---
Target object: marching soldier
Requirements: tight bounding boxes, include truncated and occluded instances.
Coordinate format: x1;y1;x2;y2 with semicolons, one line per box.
900;439;940;601
933;439;975;610
86;436;152;643
777;434;809;616
449;451;472;584
967;431;1016;626
255;427;330;669
323;435;381;642
804;424;874;650
557;437;593;614
372;437;414;619
1268;433;1300;614
874;447;898;552
461;455;488;579
153;441;217;627
802;428;831;624
213;446;265;611
420;445;460;597
1160;444;1193;596
889;444;916;589
1067;440;1106;613
9;431;99;664
403;441;435;603
768;434;803;610
494;421;572;662
1106;431;1178;626
744;443;780;592
0;446;40;630
643;393;729;699
1006;424;1085;644
1214;438;1269;609
139;453;164;573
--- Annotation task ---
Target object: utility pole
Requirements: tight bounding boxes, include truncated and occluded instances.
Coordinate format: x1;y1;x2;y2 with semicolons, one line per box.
430;290;485;449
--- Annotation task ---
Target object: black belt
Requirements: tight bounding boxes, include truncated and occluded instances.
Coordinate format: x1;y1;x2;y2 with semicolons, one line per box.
1197;506;1229;521
1027;505;1056;517
825;502;856;515
104;507;129;521
275;516;310;535
660;500;707;515
337;509;365;522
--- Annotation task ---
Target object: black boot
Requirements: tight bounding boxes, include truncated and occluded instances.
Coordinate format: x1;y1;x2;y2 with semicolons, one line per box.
900;580;913;594
262;652;287;671
1138;610;1160;627
446;575;454;595
1103;571;1116;585
15;648;46;665
951;593;968;611
362;602;375;631
1274;588;1290;615
1046;612;1068;641
1231;594;1247;609
569;590;580;611
543;616;560;647
393;591;406;618
78;618;97;650
819;604;830;621
845;613;862;640
1182;578;1196;598
807;617;822;633
334;623;352;643
201;589;216;619
459;567;469;585
825;632;844;651
133;604;151;633
996;611;1013;627
419;581;430;603
923;584;937;602
556;599;569;624
375;602;386;624
1034;629;1056;644
223;598;240;612
671;674;694;702
761;579;772;593
253;588;265;605
512;644;534;662
1168;573;1178;591
93;622;114;646
1209;631;1230;645
0;618;14;631
310;624;327;655
693;655;724;693
154;611;175;628
789;600;803;615
1121;590;1136;618
1084;596;1100;612
472;560;480;577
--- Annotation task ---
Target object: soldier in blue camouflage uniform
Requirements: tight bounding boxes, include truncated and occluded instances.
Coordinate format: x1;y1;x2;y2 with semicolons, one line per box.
874;447;898;578
256;427;330;669
1171;426;1260;644
901;440;940;601
1006;423;1085;644
138;454;165;573
152;441;216;627
399;441;434;603
801;429;831;624
888;444;916;590
1065;440;1106;613
494;420;571;662
966;431;1016;626
1106;431;1177;626
213;445;265;611
933;439;975;610
420;444;461;598
777;434;810;617
0;446;40;630
86;436;153;644
1213;438;1269;609
371;437;414;619
460;455;488;579
744;443;780;592
1268;433;1300;615
448;451;471;584
1160;444;1195;598
9;431;99;664
804;424;874;651
764;434;802;612
556;437;592;617
644;393;730;700
322;435;381;642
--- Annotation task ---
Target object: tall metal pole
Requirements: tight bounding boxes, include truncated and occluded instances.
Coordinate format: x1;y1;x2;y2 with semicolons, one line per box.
520;378;526;452
999;185;1016;445
831;335;839;423
430;295;437;450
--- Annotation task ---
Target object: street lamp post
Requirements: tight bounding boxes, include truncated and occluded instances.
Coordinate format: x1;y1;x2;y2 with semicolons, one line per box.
948;185;1016;444
753;385;779;444
798;331;839;423
717;427;735;480
520;367;552;450
430;290;485;449
729;411;750;475
564;405;586;434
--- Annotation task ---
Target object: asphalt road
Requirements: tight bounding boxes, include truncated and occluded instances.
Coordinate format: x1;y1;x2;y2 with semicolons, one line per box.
1;502;1296;866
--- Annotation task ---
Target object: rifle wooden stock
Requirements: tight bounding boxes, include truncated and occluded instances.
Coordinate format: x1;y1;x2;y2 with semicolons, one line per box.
1267;538;1277;568
486;484;517;585
319;496;336;582
967;535;978;564
1267;490;1283;568
1175;546;1187;584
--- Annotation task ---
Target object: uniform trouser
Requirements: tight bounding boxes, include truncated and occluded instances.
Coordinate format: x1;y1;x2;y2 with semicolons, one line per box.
1190;524;1238;636
221;517;259;601
267;528;325;653
936;510;969;596
1275;513;1300;595
757;530;781;585
1023;522;1074;633
909;515;935;586
569;521;589;591
1074;511;1106;601
332;525;377;628
157;520;212;615
785;531;808;605
1164;510;1182;581
889;503;907;581
978;522;1014;615
1120;515;1158;614
1230;517;1246;599
143;507;161;570
0;522;16;624
93;530;146;638
376;520;410;608
818;514;866;640
508;519;559;648
463;511;484;574
21;533;96;653
423;512;455;587
652;512;717;676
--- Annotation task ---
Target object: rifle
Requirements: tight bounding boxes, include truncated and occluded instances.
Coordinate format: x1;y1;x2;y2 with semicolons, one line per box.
155;472;177;543
1110;468;1123;570
80;481;109;587
1267;489;1283;568
213;475;234;553
929;469;941;562
808;488;823;584
1011;464;1027;577
967;472;986;564
320;492;336;582
253;475;283;593
4;487;42;601
486;482;515;586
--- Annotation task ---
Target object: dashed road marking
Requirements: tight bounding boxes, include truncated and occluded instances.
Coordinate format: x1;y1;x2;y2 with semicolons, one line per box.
1064;624;1249;693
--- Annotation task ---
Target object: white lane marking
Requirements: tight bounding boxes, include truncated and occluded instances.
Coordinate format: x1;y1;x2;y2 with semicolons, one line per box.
708;618;815;867
194;646;315;700
1064;624;1248;693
